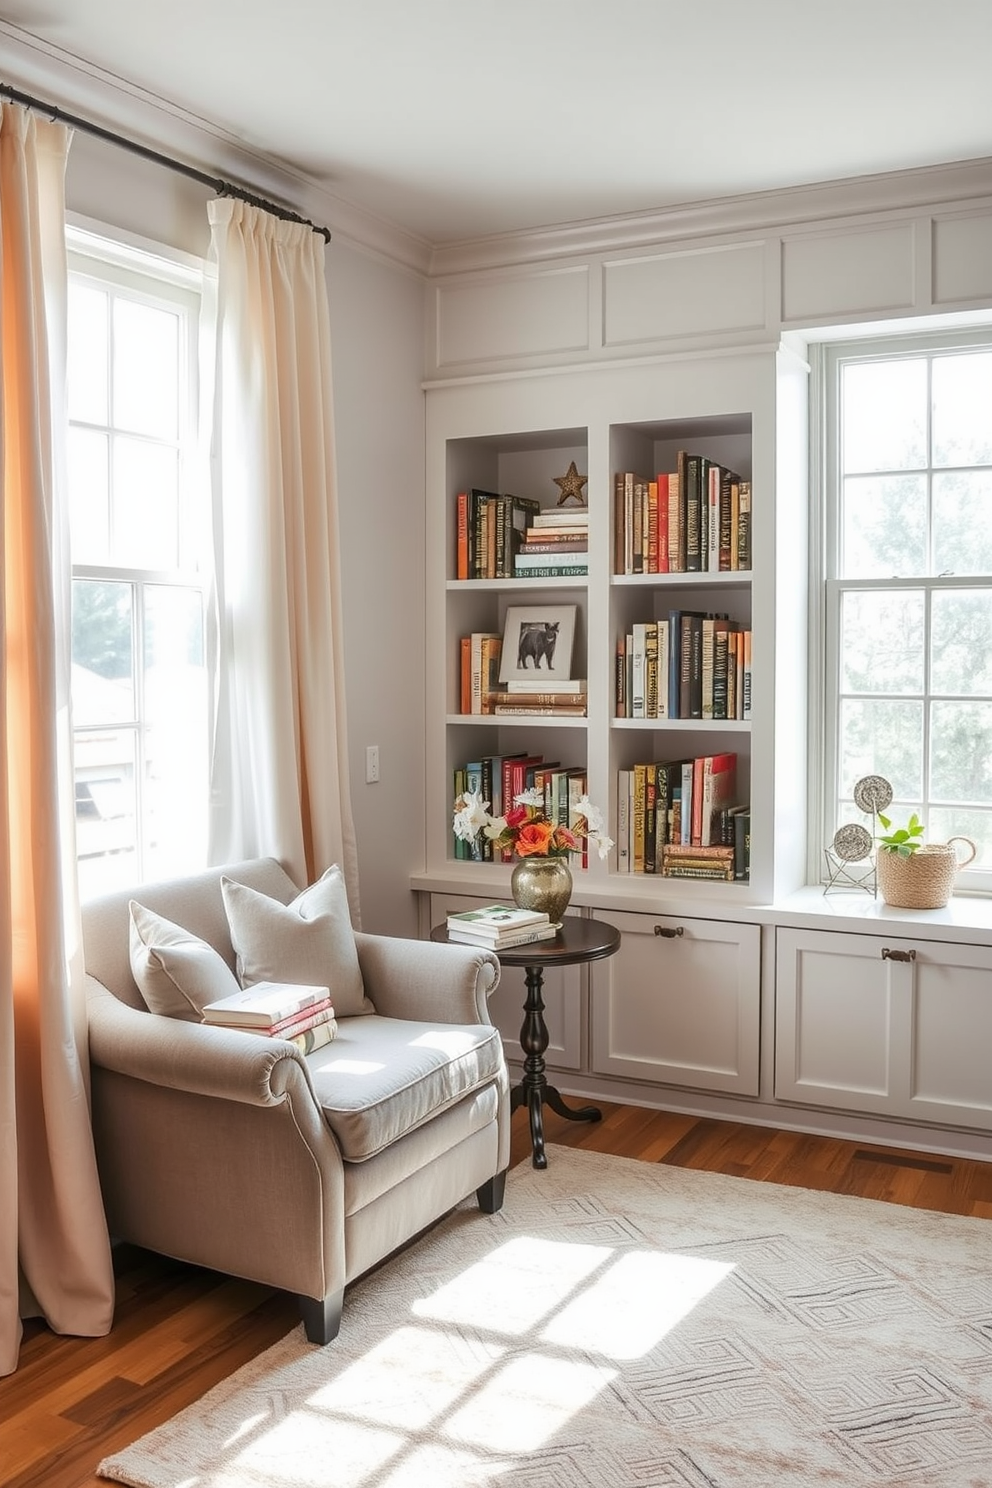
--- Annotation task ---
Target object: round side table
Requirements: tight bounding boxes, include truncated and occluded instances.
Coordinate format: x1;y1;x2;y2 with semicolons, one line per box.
431;917;621;1168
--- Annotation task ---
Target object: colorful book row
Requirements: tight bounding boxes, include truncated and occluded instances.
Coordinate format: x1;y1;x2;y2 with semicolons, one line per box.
614;455;751;575
616;754;748;878
616;614;752;721
452;754;589;866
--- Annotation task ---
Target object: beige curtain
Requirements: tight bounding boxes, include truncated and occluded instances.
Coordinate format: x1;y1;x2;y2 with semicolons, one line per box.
0;104;115;1377
206;199;359;914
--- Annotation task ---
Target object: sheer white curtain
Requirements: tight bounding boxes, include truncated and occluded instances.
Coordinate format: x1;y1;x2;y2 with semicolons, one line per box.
0;103;114;1377
206;200;359;914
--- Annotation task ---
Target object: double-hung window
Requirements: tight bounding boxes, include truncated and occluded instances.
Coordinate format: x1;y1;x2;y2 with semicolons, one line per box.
821;329;992;891
66;229;210;899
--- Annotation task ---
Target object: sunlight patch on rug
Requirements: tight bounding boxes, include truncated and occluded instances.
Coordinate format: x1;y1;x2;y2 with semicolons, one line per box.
97;1145;992;1488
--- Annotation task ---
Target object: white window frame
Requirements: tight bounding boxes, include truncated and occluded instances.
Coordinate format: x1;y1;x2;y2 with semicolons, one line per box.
815;325;992;895
67;221;211;891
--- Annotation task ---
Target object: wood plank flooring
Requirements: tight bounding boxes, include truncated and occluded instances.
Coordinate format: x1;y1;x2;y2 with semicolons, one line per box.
4;1102;992;1488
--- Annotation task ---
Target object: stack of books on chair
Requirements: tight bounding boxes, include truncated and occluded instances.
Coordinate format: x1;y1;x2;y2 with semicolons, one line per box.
201;982;338;1054
446;904;559;949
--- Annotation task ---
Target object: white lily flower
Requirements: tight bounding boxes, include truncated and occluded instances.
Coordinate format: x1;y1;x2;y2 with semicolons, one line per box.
452;789;491;843
591;831;615;860
575;794;604;833
513;787;544;809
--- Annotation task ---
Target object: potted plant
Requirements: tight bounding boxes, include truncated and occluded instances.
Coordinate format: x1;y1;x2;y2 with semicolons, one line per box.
875;812;975;908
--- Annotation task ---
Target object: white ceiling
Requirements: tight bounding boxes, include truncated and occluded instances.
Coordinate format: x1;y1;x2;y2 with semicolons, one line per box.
2;0;992;246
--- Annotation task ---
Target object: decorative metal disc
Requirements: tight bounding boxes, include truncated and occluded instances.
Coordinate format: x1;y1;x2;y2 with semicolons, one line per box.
832;823;873;862
853;774;893;816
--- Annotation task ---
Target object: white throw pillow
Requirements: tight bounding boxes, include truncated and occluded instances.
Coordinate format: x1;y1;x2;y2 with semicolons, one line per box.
129;901;242;1021
221;864;371;1017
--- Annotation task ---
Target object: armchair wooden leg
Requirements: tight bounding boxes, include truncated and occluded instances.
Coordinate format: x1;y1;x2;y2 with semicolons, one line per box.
298;1289;344;1345
476;1169;507;1214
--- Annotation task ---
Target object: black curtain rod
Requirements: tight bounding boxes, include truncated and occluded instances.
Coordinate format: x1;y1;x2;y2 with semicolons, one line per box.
0;81;331;242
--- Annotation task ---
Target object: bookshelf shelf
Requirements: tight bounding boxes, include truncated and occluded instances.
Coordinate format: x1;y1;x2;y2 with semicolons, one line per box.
447;714;588;729
446;577;589;592
611;718;751;733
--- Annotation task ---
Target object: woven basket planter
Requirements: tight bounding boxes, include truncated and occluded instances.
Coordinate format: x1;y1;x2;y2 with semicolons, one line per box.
876;838;976;909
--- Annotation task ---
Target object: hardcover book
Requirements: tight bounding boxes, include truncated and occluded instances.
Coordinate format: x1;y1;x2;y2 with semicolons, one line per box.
446;904;550;937
201;981;330;1028
447;922;559;949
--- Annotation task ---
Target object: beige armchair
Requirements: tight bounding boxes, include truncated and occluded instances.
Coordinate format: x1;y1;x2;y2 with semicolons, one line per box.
82;858;509;1344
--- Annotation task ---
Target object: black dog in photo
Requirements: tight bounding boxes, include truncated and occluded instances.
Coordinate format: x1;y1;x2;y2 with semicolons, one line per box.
516;621;559;670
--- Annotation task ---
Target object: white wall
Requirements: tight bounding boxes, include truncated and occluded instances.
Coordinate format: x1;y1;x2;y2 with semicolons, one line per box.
326;244;426;936
64;131;427;935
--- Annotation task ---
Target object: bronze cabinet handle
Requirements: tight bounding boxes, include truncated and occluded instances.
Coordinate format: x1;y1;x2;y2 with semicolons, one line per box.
881;946;916;962
654;925;684;938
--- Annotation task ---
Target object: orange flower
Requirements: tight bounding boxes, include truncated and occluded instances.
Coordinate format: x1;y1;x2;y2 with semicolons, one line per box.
514;820;556;856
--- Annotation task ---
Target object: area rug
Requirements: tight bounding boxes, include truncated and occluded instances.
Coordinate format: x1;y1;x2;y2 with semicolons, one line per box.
98;1146;992;1488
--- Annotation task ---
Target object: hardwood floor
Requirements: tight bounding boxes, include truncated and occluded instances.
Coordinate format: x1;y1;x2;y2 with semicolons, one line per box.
5;1102;992;1488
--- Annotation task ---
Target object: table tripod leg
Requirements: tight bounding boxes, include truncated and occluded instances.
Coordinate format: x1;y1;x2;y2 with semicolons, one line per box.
527;1085;547;1169
544;1084;602;1124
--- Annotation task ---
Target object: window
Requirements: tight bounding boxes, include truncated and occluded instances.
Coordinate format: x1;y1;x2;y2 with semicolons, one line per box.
821;330;992;891
67;229;210;899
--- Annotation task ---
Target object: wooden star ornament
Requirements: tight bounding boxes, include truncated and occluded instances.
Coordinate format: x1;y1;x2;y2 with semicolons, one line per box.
553;460;588;507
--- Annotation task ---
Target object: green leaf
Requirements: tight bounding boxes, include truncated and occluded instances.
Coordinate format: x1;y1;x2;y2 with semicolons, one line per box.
877;813;891;830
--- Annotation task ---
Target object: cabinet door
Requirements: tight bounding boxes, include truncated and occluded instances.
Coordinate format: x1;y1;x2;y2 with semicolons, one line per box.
428;895;582;1070
590;910;760;1094
775;928;897;1115
775;928;992;1130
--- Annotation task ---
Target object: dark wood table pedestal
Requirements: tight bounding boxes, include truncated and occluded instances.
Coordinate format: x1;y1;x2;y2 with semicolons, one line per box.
510;960;604;1168
432;917;621;1169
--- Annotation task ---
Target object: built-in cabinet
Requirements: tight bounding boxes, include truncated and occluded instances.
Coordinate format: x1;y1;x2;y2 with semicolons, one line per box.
418;350;810;915
590;909;760;1096
775;926;992;1132
416;180;992;1159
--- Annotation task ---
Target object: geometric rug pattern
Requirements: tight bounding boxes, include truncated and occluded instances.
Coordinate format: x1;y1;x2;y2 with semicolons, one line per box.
97;1146;992;1488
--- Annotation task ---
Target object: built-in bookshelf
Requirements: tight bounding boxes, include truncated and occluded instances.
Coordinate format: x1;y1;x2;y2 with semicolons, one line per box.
421;351;809;908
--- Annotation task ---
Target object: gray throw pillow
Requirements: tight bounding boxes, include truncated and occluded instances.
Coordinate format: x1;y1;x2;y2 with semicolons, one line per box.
129;901;242;1021
220;864;371;1017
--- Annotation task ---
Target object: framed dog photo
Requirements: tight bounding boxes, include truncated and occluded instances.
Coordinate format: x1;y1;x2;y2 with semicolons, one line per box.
499;604;577;684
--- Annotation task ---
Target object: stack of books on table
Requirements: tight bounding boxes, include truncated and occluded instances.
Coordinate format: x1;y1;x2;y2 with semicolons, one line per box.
513;507;589;579
446;904;560;949
201;982;338;1054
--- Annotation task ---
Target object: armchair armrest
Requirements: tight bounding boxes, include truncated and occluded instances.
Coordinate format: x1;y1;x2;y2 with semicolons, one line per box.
354;932;500;1024
86;976;315;1106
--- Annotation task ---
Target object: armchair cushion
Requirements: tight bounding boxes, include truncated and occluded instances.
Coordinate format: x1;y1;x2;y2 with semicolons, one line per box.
221;864;372;1017
307;1015;504;1162
128;901;242;1020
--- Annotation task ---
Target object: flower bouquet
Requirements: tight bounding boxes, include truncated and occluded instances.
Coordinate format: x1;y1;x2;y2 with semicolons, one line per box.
452;785;614;860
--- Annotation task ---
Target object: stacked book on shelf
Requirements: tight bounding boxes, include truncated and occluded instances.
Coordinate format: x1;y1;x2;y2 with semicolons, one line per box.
201;981;338;1054
616;753;749;880
614;453;751;575
455;489;541;579
459;632;587;716
491;678;587;717
513;505;589;579
616;613;751;721
459;631;503;713
453;753;589;865
446;904;559;949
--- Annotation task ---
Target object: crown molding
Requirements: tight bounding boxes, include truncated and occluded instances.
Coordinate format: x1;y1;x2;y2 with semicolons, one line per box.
0;21;433;277
6;20;992;288
428;157;992;279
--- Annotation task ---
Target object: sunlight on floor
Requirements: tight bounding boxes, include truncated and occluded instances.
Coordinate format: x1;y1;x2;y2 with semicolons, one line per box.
412;1235;611;1336
221;1231;738;1486
543;1248;736;1359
